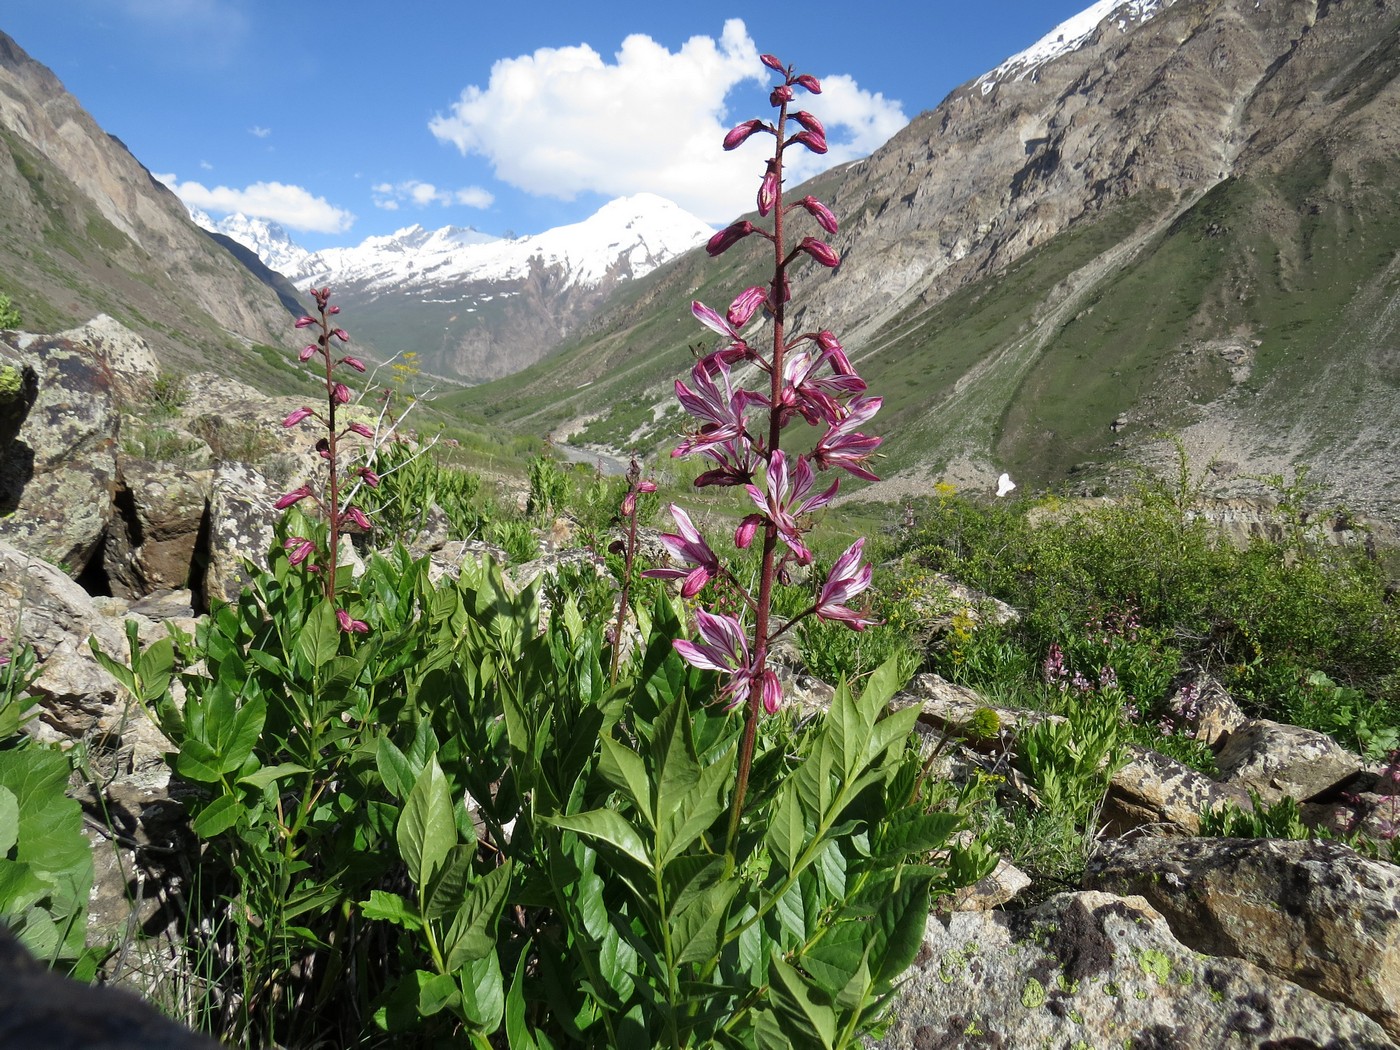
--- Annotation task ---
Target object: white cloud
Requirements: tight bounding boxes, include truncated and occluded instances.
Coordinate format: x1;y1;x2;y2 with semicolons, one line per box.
249;125;271;139
372;179;495;211
428;19;906;224
199;160;213;170
155;174;354;234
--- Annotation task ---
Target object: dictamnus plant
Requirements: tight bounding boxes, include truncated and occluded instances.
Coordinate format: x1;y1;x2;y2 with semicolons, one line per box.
644;51;882;842
276;285;378;632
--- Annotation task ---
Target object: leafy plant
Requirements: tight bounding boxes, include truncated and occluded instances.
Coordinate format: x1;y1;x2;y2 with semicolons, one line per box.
0;292;20;329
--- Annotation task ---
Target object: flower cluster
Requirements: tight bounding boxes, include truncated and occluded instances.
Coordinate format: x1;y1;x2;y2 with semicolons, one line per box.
646;52;880;725
275;286;377;632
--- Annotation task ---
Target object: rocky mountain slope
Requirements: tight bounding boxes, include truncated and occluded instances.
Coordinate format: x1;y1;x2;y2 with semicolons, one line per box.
452;0;1400;518
0;32;296;385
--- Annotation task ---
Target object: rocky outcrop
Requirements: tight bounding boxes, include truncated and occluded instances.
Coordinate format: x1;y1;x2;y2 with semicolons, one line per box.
1215;718;1365;804
1086;836;1400;1040
878;891;1397;1049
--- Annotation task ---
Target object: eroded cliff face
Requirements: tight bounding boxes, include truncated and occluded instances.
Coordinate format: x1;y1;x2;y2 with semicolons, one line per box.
0;32;294;372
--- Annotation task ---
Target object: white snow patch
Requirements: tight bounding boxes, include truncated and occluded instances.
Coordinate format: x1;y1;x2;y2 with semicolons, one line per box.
975;0;1166;93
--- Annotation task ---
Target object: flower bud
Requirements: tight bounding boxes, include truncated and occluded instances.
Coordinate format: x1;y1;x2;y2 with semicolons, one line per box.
797;195;839;234
343;506;372;530
333;329;351;343
300;344;319;362
759;53;785;72
274;485;312;510
347;421;375;439
333;382;352;404
621;491;637;518
798;237;840;268
770;84;794;106
790;129;828;155
727;286;767;329
757;165;780;217
638;479;657;494
358;467;380;487
791;111;825;136
340;356;367;372
723;118;766;150
295;316;317;329
282;406;314;428
706;221;755;257
327;305;341;315
336;608;369;634
735;514;762;549
794;73;822;94
284;537;315;566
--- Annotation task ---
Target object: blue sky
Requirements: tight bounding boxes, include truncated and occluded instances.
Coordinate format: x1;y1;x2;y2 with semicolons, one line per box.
5;1;1100;250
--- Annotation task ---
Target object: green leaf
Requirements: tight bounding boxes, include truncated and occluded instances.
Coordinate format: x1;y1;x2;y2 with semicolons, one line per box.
542;810;652;871
237;762;311;791
458;951;505;1032
672;877;740;967
174;738;223;783
769;954;837;1049
0;786;18;855
766;785;806;876
0;859;49;914
296;599;341;671
398;757;456;889
220;695;266;775
659;738;734;868
376;735;414;800
135;637;175;703
191;793;241;838
360;890;424;931
417;969;461;1017
598;734;653;826
505;948;541;1050
871;810;962;864
444;861;514;970
425;844;475;922
87;638;136;696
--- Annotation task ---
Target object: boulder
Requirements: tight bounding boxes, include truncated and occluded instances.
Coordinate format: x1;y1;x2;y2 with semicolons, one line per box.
1215;718;1363;804
876;890;1397;1049
1103;744;1252;835
106;459;214;597
203;461;279;605
1165;672;1246;747
1085;836;1400;1039
0;333;119;573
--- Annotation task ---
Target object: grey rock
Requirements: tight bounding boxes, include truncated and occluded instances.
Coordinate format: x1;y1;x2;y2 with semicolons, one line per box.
1085;836;1400;1039
876;890;1398;1049
1216;718;1363;804
1103;744;1251;836
202;461;278;605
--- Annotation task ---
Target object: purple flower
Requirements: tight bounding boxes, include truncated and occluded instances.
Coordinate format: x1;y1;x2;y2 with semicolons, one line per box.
745;450;837;564
790;130;828;154
735;513;762;549
283;536;315;566
673;361;751;457
358;467;380;487
332;383;353;404
726;286;768;329
643;504;721;598
336;608;369;634
813;396;883;481
340;356;367;372
274;485;313;510
758;162;780;217
295;316;317;329
759;53;786;73
816;539;875;630
347;421;375;439
692;300;742;341
300;344;319;362
672;609;763;710
282;406;314;428
794;73;822;94
791;111;826;138
333;328;351;343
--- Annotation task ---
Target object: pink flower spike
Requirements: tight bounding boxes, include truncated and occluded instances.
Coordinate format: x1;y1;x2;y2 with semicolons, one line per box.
817;538;876;630
273;485;313;510
358;467;380;487
336;608;369;634
340;356;367;372
797;195;839;234
798;237;840;268
759;53;786;72
295;316;317;329
727;286;767;329
282;406;314;428
333;383;352;404
794;73;822;94
300;344;319;362
723;118;767;150
347;421;374;439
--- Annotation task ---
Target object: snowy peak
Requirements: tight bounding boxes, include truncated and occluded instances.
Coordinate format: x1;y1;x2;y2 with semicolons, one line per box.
975;0;1169;94
191;209;312;277
291;192;711;294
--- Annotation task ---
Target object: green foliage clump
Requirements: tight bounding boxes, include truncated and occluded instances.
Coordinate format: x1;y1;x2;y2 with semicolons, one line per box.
0;292;20;330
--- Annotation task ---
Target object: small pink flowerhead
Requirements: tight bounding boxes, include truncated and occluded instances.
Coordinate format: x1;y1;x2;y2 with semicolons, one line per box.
770;84;794;106
282;406;314;428
300;344;319;362
727;286;767;329
340;356;367;372
358;467;380;487
326;305;341;315
283;537;315;566
706;221;756;257
638;479;658;494
343;506;372;531
794;73;822;94
759;53;786;73
723;118;767;151
760;668;783;715
295;316;317;329
336;608;369;634
798;237;840;268
757;164;780;217
790;129;828;155
735;513;762;549
333;329;351;343
347;421;375;439
791;111;826;137
333;383;352;404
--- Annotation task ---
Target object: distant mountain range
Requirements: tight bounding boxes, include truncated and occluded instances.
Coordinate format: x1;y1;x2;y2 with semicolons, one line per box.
193;194;712;383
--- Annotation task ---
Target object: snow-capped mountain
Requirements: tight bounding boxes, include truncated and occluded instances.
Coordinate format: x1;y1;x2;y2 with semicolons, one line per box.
974;0;1169;94
289;193;710;295
189;208;312;277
